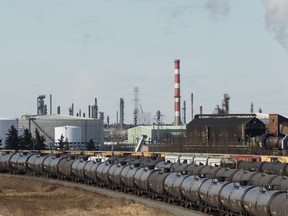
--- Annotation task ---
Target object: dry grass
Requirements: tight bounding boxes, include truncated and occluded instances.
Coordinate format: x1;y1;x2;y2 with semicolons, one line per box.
0;176;174;216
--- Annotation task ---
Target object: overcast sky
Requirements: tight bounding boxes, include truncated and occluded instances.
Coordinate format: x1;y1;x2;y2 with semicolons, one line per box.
0;0;288;124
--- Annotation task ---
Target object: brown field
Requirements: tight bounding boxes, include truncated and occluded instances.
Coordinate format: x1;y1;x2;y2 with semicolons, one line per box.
0;176;174;216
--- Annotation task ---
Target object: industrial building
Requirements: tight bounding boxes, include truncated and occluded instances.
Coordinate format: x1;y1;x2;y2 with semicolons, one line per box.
186;114;266;146
127;125;186;144
18;114;104;149
148;114;267;153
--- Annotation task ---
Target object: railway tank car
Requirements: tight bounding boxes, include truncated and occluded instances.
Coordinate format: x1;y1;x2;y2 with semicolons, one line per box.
163;172;187;203
9;152;34;174
198;179;230;214
0;151;15;172
243;187;284;216
1;152;288;216
180;175;209;209
71;157;89;182
219;182;254;215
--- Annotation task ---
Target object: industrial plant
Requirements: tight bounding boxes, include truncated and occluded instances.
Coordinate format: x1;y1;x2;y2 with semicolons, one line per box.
0;59;288;155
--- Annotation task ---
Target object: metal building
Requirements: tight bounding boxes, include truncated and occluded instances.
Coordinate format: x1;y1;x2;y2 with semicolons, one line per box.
128;125;186;144
18;114;104;148
186;114;266;147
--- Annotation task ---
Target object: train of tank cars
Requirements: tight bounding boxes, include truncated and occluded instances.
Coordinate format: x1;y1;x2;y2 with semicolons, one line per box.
0;150;288;216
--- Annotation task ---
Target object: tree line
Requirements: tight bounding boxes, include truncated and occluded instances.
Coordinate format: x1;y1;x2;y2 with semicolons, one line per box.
4;125;97;151
5;125;46;150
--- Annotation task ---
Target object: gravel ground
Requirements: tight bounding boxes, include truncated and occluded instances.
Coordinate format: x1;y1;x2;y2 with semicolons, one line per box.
0;174;205;216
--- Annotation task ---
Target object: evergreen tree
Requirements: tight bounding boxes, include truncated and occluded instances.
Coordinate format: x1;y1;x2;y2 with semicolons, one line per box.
86;139;96;151
58;134;65;150
5;125;20;150
34;128;46;150
19;128;33;150
64;137;69;150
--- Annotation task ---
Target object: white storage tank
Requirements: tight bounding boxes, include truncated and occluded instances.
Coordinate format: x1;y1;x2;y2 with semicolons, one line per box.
55;125;81;143
0;118;18;148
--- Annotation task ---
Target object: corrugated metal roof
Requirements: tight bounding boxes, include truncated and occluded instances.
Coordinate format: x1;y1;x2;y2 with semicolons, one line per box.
188;115;256;126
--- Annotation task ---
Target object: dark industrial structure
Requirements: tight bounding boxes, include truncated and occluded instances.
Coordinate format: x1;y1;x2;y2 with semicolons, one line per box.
186;114;266;146
148;113;288;155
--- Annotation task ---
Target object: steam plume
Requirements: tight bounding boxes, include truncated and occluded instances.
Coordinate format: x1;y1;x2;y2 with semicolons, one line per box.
263;0;288;50
205;0;230;18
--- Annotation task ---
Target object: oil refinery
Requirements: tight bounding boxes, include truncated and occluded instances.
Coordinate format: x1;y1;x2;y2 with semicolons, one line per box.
0;59;287;157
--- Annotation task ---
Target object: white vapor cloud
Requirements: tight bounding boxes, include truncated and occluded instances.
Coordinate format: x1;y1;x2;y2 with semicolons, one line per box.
263;0;288;50
205;0;230;18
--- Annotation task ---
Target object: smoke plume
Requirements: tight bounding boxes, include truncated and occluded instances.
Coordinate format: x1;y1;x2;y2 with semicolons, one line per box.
205;0;230;18
263;0;288;50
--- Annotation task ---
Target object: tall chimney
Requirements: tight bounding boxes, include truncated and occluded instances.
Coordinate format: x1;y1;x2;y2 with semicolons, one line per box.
50;94;52;115
191;93;194;120
183;100;186;124
174;59;181;125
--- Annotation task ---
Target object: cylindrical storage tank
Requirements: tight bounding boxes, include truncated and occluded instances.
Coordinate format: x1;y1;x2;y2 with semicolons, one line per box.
180;176;208;203
43;155;55;174
261;162;287;175
193;156;208;165
282;163;288;175
96;161;113;183
237;161;266;172
0;152;15;172
207;157;222;166
170;163;189;172
43;155;63;176
219;182;254;214
32;155;50;173
148;169;169;195
232;170;258;185
83;160;101;181
198;165;222;179
270;193;288;216
214;167;238;182
26;154;38;171
255;189;284;216
55;125;81;143
184;164;205;175
9;153;19;170
199;179;229;208
220;158;237;168
155;161;173;170
270;175;288;191
134;167;156;191
243;187;283;216
163;172;187;199
120;164;141;188
17;153;34;173
9;153;33;173
71;158;89;179
57;156;76;177
250;173;277;187
108;163;127;185
140;157;163;169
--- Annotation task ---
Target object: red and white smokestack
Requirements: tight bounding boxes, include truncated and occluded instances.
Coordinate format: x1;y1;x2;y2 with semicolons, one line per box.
174;59;181;125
